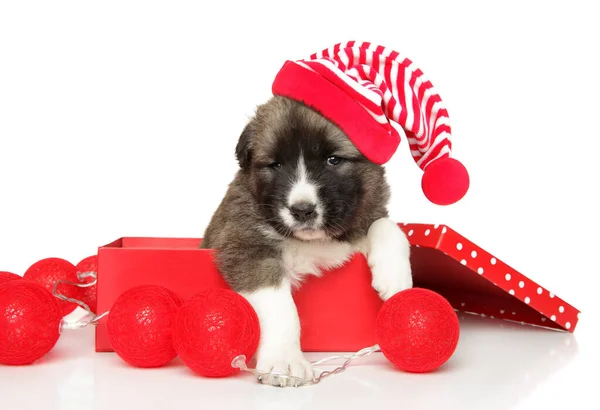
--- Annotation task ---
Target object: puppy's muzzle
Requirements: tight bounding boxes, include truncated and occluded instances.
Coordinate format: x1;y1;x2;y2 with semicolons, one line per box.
289;201;316;223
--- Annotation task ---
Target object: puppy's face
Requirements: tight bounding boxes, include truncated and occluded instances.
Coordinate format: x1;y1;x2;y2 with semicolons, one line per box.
236;97;386;241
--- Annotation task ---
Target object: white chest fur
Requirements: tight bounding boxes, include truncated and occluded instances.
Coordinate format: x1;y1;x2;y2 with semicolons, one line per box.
281;238;366;288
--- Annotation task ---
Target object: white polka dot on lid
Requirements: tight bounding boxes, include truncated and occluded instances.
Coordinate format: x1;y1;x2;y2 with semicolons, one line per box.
566;322;571;329
442;227;447;234
471;250;477;258
549;293;555;298
509;289;515;295
519;281;525;288
490;257;497;265
408;229;414;236
541;317;547;322
477;267;484;274
500;309;505;314
434;224;439;229
524;297;530;304
551;315;556;321
537;287;543;295
424;229;430;236
456;242;463;250
559;306;565;313
460;259;467;265
505;273;511;281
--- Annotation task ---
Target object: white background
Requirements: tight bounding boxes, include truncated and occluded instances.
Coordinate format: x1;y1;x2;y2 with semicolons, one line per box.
0;1;599;409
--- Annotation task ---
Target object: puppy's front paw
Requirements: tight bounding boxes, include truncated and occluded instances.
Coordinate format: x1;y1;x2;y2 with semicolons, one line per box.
256;350;315;387
366;218;413;301
370;255;412;301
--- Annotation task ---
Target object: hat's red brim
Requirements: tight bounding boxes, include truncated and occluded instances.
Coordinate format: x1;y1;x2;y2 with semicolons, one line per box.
272;61;399;165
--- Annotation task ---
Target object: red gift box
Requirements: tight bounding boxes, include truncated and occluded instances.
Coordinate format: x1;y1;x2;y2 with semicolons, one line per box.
95;223;580;353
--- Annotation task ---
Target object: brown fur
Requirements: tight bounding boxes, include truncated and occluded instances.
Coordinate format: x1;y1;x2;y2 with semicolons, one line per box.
201;96;390;292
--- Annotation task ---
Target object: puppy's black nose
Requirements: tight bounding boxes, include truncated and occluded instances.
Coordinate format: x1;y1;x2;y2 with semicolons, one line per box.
289;202;316;223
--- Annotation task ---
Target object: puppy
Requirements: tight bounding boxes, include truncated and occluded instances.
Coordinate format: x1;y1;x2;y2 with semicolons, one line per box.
201;96;412;383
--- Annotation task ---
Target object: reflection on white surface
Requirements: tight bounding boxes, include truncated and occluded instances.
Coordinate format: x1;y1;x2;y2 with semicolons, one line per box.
0;311;590;410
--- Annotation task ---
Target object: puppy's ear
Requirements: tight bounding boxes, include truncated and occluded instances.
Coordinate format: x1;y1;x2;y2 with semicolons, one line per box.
236;120;255;169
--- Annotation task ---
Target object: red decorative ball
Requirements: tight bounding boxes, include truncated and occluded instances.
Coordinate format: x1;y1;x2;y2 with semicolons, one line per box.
0;280;63;365
421;157;470;206
76;255;98;314
172;288;260;377
376;288;460;373
107;285;182;368
0;271;22;285
24;258;83;316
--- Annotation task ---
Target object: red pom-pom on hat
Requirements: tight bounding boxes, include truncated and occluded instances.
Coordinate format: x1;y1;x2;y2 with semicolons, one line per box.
422;157;470;205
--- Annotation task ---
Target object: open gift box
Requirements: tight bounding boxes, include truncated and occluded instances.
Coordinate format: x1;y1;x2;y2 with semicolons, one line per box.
95;223;580;352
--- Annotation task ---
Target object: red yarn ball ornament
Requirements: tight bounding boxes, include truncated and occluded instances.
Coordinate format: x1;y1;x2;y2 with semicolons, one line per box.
421;157;469;206
0;280;63;365
172;288;260;378
23;258;83;316
107;285;183;368
376;288;460;373
0;271;22;285
76;255;98;314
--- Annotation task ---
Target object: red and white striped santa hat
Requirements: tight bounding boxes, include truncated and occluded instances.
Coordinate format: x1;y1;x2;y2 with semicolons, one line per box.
272;41;470;206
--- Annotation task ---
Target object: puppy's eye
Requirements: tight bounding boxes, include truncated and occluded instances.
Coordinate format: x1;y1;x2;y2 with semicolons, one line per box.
327;156;343;166
268;162;282;169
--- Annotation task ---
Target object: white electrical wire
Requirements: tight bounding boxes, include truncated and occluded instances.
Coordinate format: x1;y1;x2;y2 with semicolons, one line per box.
51;271;109;332
232;344;381;387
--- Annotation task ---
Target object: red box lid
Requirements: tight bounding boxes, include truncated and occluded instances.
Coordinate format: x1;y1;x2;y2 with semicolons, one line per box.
400;223;579;333
94;223;580;353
